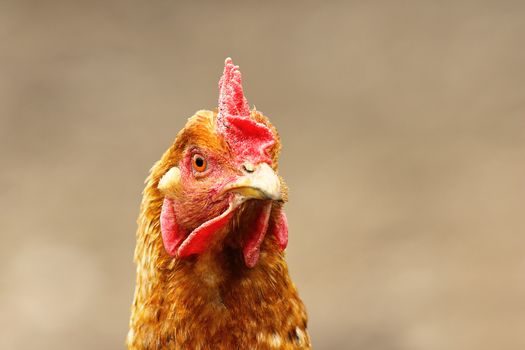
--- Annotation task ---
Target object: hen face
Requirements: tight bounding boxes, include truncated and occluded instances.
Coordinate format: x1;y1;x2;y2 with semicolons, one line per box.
158;111;285;267
156;59;288;267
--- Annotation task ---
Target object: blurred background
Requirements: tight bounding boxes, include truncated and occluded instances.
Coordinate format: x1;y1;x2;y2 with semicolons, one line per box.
1;0;524;349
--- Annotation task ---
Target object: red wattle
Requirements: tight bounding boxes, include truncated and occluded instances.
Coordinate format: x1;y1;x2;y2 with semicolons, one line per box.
243;202;272;268
160;198;185;256
272;210;288;251
161;196;286;267
177;204;235;258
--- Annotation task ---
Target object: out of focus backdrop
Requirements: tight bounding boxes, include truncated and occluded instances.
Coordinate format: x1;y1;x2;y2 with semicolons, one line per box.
1;1;524;349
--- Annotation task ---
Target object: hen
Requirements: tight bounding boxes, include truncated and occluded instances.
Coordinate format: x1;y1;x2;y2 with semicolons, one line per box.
127;58;311;349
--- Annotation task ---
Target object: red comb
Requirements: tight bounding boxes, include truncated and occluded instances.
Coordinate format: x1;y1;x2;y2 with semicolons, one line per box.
217;58;275;165
218;57;250;119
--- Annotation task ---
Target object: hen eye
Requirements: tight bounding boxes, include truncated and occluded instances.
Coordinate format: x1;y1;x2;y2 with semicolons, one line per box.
192;154;207;172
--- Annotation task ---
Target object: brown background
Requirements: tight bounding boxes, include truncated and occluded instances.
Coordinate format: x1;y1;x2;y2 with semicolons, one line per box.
1;1;524;349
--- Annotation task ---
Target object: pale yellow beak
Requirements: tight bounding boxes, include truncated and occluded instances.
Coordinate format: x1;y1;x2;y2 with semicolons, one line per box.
224;163;282;201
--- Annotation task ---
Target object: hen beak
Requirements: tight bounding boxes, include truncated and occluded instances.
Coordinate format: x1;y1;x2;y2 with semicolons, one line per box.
224;163;282;201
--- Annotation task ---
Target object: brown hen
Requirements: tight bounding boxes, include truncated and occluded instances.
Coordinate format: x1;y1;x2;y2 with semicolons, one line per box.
127;58;311;350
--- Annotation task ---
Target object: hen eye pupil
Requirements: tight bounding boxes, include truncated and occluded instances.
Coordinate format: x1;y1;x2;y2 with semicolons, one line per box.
195;157;204;168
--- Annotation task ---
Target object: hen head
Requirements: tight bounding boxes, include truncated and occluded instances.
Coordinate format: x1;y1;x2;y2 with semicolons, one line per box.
154;58;288;268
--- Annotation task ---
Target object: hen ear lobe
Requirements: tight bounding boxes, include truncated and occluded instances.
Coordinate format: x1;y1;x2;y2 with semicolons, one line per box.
158;166;182;196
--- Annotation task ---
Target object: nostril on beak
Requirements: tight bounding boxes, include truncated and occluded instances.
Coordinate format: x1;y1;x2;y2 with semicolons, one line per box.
243;162;255;173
